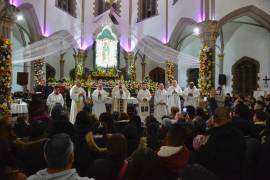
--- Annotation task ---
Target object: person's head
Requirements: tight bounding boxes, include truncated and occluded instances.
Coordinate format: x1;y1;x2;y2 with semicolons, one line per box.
167;123;189;146
75;81;81;87
119;112;129;121
186;106;196;120
44;133;74;170
107;134;127;162
54;86;60;95
234;103;251;119
253;111;267;123
123;124;140;156
75;111;96;130
118;80;123;88
142;83;147;90
189;82;194;89
91;122;107;135
48;120;75;141
254;100;266;112
99;112;114;133
170;106;180;117
179;164;219;180
212;107;230;127
172;80;177;87
130;115;143;136
51;103;63;120
158;83;164;90
98;81;103;90
145;115;159;127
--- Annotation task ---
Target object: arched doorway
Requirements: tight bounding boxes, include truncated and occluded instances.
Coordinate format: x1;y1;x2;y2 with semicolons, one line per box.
149;67;165;84
187;68;199;87
232;57;259;96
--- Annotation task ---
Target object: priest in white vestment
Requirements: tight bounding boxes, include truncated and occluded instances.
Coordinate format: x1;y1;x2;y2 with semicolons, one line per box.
154;83;168;123
167;80;182;114
137;83;152;121
70;81;86;124
92;82;109;118
46;86;64;112
183;82;200;107
112;81;130;113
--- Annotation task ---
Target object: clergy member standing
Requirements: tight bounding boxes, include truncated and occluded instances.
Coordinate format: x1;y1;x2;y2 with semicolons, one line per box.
154;83;168;123
70;81;86;124
46;86;64;112
112;81;130;113
137;83;152;121
92;82;109;118
167;80;182;114
183;82;200;107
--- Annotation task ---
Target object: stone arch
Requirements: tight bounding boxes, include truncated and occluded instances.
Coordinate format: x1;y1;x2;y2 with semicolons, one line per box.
169;17;198;49
218;5;270;32
232;56;260;96
17;3;42;41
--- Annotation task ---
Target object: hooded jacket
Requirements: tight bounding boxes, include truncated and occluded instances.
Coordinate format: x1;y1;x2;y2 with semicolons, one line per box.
28;169;94;180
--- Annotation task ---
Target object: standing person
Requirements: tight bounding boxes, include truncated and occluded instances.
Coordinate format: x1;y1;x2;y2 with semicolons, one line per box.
46;86;64;113
137;82;152;122
167;80;182;114
70;81;86;124
154;83;168;123
183;82;200;108
112;81;130;113
92;82;109;118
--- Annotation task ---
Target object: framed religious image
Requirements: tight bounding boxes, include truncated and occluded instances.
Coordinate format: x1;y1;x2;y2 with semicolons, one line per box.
93;25;120;69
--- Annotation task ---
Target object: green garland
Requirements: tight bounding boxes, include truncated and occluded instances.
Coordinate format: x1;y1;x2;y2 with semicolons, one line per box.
198;46;213;97
0;37;12;118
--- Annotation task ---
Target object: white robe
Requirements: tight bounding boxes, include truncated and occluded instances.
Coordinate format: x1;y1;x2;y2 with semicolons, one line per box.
112;85;130;113
46;92;64;112
92;88;109;118
70;85;86;124
183;87;200;107
167;85;182;114
137;89;152;121
154;89;168;123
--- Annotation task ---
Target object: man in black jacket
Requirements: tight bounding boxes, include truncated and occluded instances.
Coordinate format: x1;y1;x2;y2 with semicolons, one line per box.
193;107;246;180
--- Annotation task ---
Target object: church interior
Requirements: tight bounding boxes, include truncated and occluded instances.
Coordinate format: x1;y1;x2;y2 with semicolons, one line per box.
1;0;270;180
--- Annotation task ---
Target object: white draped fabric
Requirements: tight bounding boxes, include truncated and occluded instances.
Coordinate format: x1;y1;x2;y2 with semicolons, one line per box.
11;102;28;114
92;89;109;118
183;87;200;107
167;86;183;114
70;85;86;124
154;89;168;123
137;89;152;121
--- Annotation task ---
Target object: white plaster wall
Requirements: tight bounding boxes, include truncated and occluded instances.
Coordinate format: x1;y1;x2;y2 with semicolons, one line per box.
215;0;270;20
222;24;270;94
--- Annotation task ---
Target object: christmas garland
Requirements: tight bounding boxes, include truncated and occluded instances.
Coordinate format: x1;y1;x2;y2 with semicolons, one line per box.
0;37;12;118
198;46;213;97
166;62;175;83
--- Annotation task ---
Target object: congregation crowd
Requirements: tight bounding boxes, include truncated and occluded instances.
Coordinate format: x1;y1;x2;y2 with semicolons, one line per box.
1;90;270;180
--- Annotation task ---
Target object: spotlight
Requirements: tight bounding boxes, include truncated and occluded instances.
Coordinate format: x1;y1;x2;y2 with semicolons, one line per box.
16;14;23;21
193;27;200;35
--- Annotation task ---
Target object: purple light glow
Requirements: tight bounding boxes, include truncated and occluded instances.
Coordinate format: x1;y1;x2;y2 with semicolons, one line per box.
161;37;168;44
9;0;19;7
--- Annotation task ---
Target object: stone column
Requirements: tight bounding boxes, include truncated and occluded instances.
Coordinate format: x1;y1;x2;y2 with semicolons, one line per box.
124;51;134;79
198;20;219;96
141;55;146;80
218;53;224;75
59;53;65;80
73;49;87;80
0;2;15;116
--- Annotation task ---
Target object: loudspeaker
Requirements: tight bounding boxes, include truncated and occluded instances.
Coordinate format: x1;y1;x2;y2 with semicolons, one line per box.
17;72;28;86
218;74;227;85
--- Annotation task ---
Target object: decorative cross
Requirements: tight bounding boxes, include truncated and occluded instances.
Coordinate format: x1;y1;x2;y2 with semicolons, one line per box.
263;75;270;88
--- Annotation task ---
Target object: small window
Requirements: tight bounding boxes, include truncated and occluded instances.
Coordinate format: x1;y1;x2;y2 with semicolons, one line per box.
56;0;77;17
94;0;121;16
138;0;158;21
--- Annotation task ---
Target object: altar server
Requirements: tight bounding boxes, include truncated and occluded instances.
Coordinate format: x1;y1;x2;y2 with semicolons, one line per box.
167;80;182;114
46;86;64;112
70;81;86;124
92;82;109;118
137;82;152;121
183;82;200;107
154;83;168;123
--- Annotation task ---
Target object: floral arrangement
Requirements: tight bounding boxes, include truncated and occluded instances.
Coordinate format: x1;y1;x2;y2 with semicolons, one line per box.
166;62;175;83
0;37;12;118
198;46;213;97
92;66;118;78
33;59;45;85
129;63;136;81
